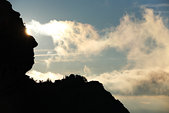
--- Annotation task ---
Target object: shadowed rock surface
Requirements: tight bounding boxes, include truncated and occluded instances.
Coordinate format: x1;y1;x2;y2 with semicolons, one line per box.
0;0;130;113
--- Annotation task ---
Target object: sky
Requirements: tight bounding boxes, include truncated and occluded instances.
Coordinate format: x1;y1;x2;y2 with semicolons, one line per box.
9;0;169;113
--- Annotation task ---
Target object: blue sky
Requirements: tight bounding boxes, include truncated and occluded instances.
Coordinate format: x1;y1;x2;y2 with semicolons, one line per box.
9;0;169;113
11;0;169;28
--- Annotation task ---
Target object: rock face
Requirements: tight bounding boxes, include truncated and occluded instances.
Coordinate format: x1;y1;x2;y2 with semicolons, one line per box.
0;0;130;113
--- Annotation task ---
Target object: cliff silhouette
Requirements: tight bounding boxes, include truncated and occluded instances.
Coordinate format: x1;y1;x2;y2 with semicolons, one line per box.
0;0;130;113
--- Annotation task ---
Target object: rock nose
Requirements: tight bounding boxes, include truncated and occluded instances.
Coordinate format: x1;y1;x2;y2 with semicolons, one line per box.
28;36;38;48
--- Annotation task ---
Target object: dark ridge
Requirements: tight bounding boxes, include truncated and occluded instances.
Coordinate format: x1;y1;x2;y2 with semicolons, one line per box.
0;1;130;113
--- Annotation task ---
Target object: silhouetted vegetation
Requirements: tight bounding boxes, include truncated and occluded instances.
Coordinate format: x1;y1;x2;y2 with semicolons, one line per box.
0;0;130;113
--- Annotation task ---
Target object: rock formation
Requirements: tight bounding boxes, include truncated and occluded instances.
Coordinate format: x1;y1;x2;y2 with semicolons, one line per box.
0;0;130;113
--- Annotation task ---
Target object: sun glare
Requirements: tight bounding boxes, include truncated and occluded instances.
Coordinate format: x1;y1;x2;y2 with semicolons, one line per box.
25;28;32;35
25;21;69;41
25;28;31;35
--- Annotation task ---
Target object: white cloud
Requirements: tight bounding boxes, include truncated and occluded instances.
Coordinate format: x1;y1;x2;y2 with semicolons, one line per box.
27;20;106;56
106;8;169;69
84;69;169;95
27;70;64;83
27;8;169;70
26;19;108;65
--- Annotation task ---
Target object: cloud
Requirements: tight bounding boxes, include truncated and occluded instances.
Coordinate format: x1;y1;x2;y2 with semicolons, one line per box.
106;8;169;69
140;4;169;15
27;20;107;56
84;69;169;96
26;19;108;65
27;70;64;83
27;8;169;70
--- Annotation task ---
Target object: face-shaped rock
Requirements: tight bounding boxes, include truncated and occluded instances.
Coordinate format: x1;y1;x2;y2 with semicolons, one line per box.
0;0;38;73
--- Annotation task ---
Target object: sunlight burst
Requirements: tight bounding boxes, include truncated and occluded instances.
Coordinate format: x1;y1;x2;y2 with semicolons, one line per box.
25;28;32;35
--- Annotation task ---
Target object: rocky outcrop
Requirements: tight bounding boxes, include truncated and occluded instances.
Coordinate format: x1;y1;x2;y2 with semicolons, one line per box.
31;74;130;113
